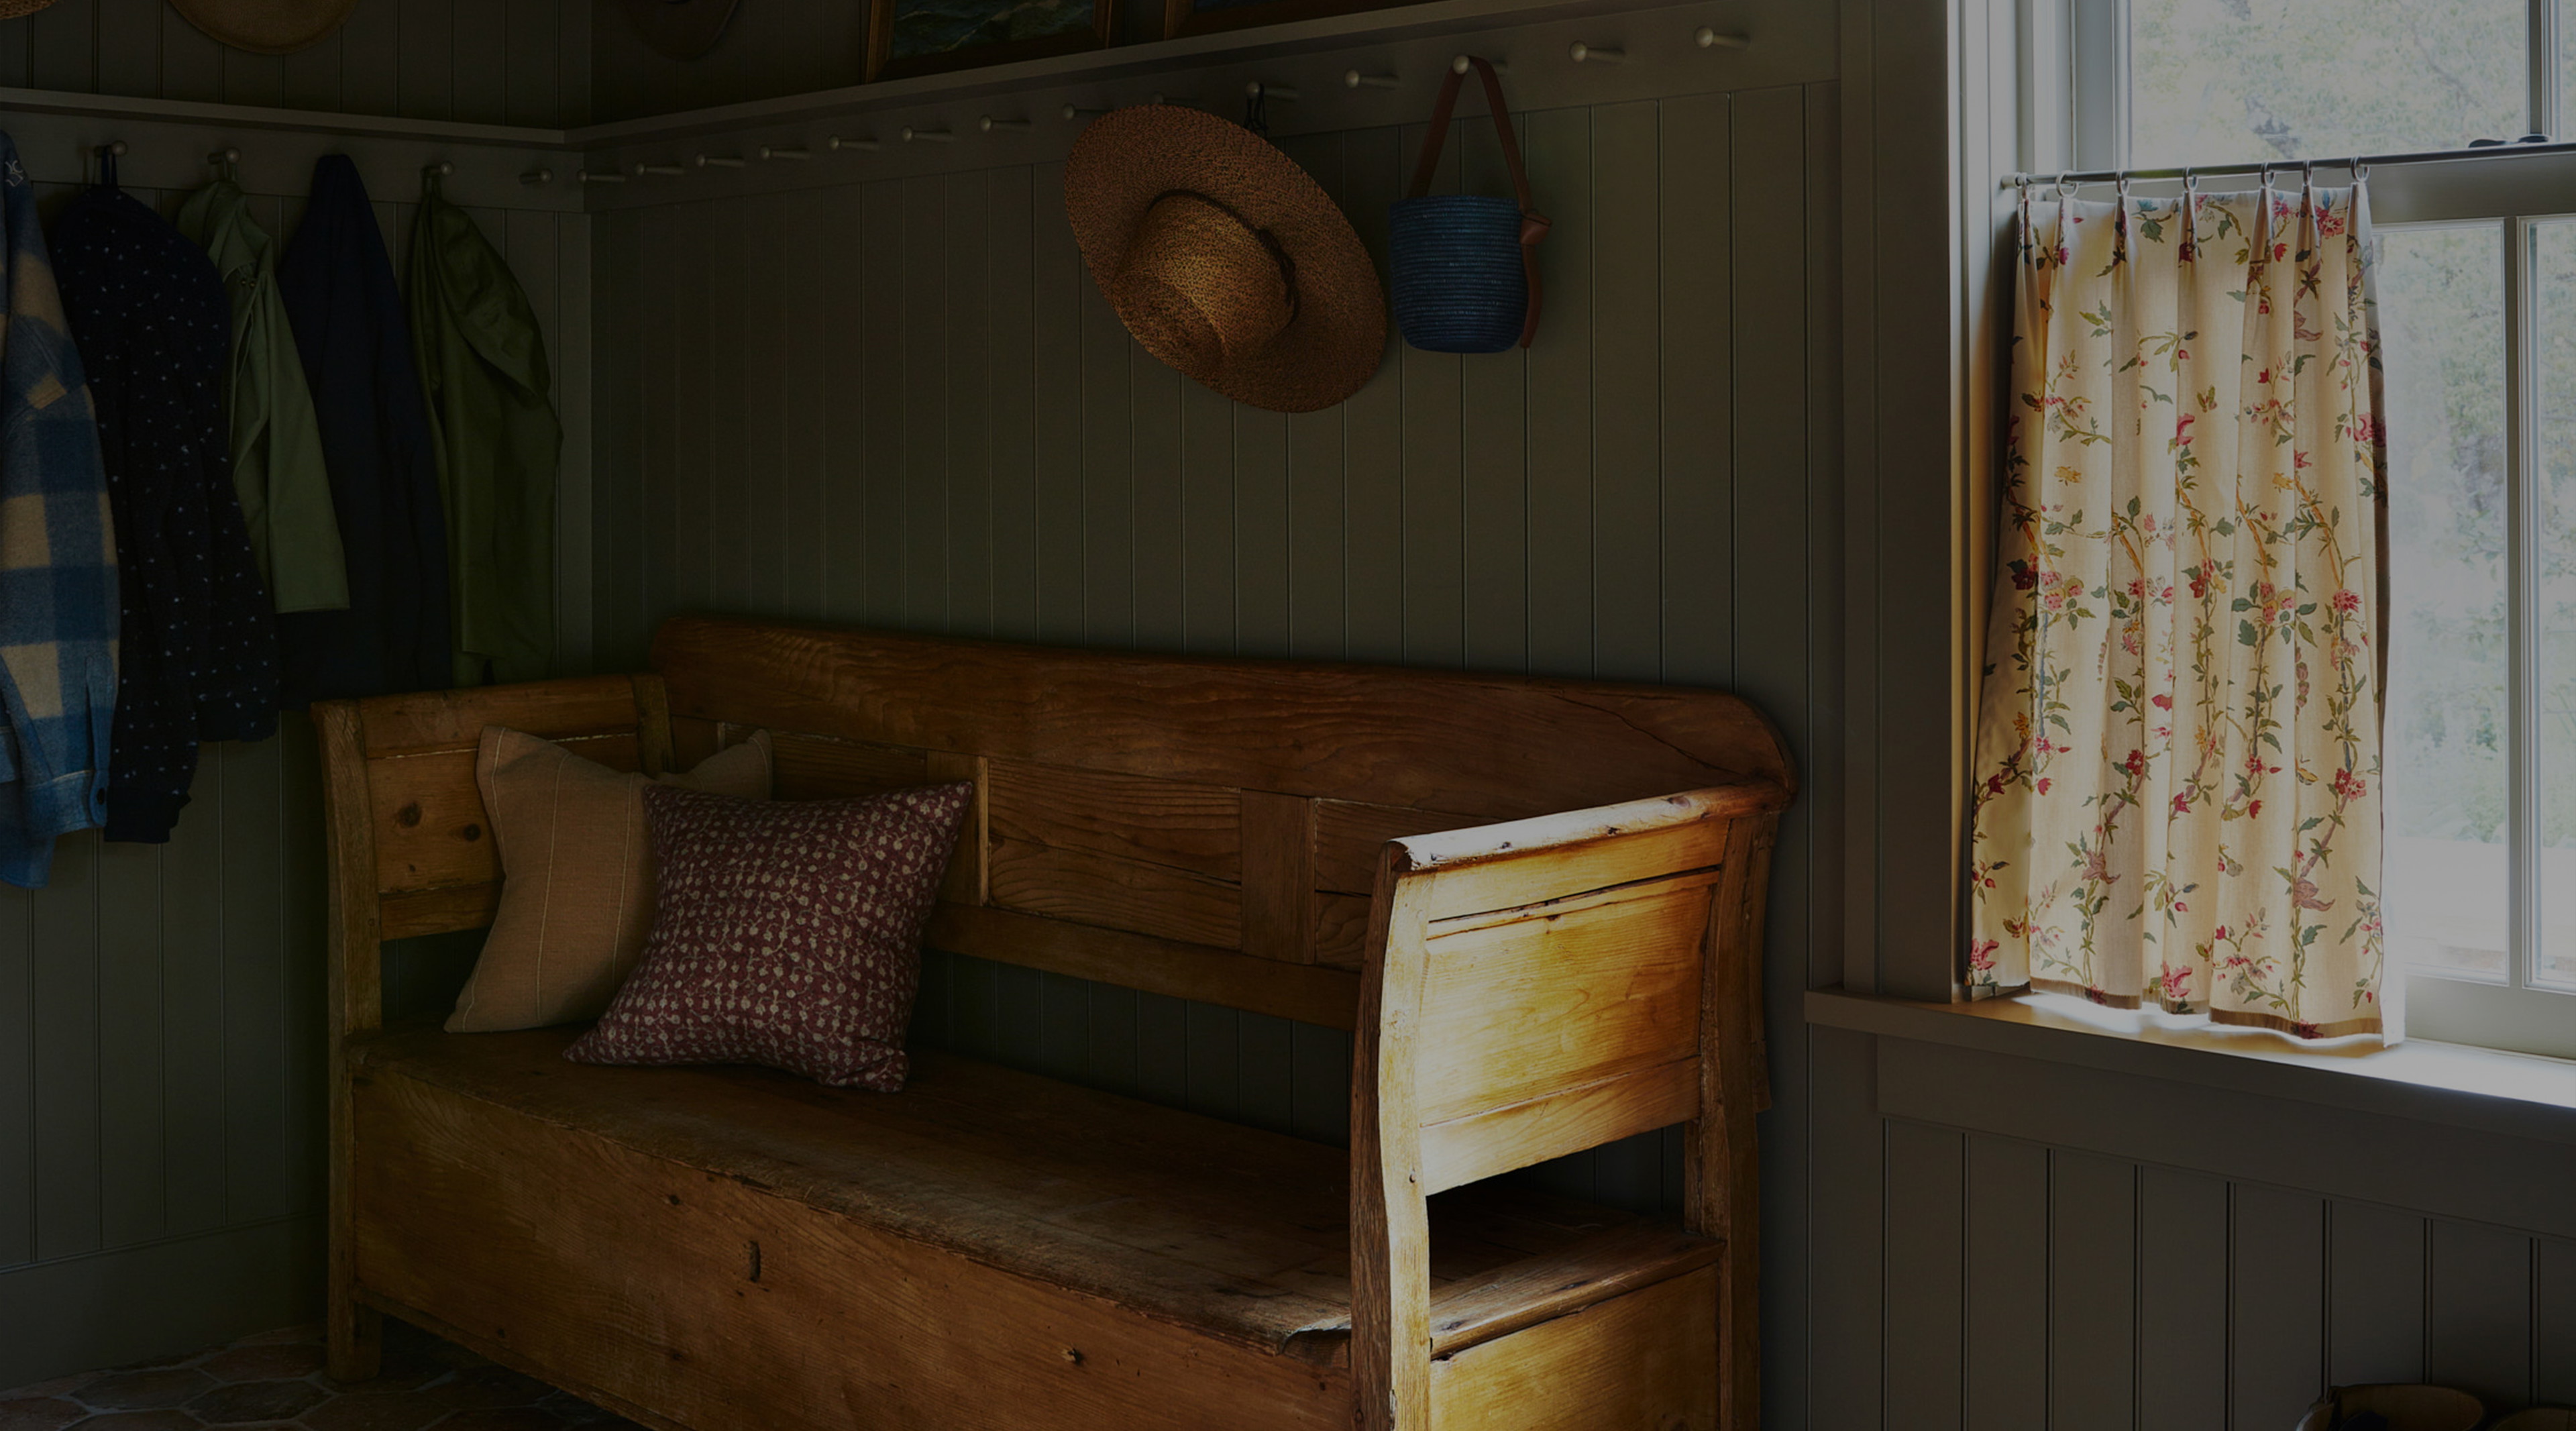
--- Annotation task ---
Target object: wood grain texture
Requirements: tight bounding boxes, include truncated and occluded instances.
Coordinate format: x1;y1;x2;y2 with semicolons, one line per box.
1417;1058;1700;1196
1241;790;1317;964
352;1026;1678;1366
356;1062;1350;1431
651;619;1795;816
1426;1264;1720;1431
1413;871;1713;1124
1350;863;1438;1431
924;901;1360;1029
315;700;385;1381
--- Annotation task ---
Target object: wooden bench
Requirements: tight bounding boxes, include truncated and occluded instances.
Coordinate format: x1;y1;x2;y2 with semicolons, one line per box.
315;617;1794;1431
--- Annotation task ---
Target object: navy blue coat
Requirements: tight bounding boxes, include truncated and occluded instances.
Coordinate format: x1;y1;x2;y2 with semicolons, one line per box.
52;158;278;843
276;155;451;704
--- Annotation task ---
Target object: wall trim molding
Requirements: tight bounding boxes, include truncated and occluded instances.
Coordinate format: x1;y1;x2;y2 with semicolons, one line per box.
1810;986;2576;1150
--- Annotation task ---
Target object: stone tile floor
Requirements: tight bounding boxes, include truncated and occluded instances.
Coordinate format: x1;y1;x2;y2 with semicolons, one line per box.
0;1319;643;1431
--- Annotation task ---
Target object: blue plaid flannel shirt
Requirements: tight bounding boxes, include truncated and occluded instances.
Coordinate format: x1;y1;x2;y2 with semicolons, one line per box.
0;132;118;888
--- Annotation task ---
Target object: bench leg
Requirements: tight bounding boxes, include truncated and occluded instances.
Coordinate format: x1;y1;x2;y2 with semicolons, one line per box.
328;1295;381;1382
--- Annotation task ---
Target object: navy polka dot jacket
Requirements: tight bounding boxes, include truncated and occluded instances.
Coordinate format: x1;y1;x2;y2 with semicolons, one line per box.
54;157;280;843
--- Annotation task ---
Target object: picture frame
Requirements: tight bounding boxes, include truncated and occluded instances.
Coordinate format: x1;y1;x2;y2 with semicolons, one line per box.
867;0;1116;81
1161;0;1396;41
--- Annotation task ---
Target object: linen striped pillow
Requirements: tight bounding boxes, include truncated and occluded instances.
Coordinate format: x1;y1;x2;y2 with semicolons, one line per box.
444;727;771;1033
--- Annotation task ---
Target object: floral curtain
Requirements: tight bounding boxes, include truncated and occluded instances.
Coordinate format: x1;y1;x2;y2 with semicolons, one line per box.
1967;178;2389;1040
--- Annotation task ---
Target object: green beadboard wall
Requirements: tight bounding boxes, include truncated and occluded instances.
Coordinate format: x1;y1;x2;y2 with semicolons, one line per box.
0;145;592;1384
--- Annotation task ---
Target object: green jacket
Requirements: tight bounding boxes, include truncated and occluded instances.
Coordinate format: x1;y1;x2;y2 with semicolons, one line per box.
407;173;560;688
176;178;347;614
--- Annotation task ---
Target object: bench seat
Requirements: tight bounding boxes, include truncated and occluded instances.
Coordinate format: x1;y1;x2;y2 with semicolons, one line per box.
350;1023;1723;1387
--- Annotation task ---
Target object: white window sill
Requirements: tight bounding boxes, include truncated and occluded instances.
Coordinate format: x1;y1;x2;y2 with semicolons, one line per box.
1805;985;2576;1149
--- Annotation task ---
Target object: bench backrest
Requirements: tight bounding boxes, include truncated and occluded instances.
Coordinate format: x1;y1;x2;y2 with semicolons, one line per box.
645;617;1792;1032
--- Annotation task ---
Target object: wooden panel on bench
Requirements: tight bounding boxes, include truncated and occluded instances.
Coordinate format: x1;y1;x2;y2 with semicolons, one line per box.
651;620;1791;816
1426;1264;1721;1431
355;1065;1348;1431
985;758;1243;949
349;1026;1721;1416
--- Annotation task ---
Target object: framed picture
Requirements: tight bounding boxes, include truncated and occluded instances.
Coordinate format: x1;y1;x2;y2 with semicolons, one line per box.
1161;0;1393;40
867;0;1115;81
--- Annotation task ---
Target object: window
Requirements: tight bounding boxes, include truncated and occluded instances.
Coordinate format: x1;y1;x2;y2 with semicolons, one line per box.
2058;0;2576;1057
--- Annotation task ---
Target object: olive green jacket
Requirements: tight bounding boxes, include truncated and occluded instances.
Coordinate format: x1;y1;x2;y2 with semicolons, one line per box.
176;178;348;614
407;173;560;688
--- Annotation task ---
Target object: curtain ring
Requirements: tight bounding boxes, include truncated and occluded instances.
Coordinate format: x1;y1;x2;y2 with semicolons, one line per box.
2300;158;2315;191
2116;172;2133;205
2182;166;2198;194
2057;171;2078;199
2351;158;2371;184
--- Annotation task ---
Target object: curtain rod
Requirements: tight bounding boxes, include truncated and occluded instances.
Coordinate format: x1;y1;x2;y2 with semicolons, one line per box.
2000;138;2576;191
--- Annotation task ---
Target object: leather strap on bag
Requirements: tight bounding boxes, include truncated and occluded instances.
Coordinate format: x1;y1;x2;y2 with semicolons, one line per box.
1407;56;1548;348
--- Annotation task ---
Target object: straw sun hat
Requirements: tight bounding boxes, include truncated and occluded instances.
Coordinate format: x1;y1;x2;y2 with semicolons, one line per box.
165;0;356;53
1066;105;1385;414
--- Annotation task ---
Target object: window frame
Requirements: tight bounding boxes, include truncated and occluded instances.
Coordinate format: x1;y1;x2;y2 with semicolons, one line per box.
2057;0;2576;1057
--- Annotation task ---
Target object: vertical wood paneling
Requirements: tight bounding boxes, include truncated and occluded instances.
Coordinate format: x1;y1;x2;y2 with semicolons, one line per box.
819;185;867;623
338;1;400;121
780;190;828;621
2048;1150;2135;1430
2232;1184;2327;1429
1809;1026;1884;1430
29;0;94;93
1183;1000;1238;1118
2330;1202;2428;1387
221;739;289;1226
447;0;508;123
1521;106;1593;677
1031;162;1083;643
221;46;284;111
948;172;996;637
1399;119;1466;670
1234;405;1289;657
1279;134;1346;661
637;207;680;644
95;839;165;1249
740;191;788;615
2137;1167;2228;1431
1077;273;1132;643
0;22;29;89
1658;93;1733;686
1963;1134;2047;1431
158;746;225;1243
904;174;951;627
1130;346;1184;649
1884;1120;1964;1431
2428;1219;2534;1411
552;213;596;671
988;170;1038;641
396;0;453;121
95;0;157;97
704;201;750;613
1338;127;1403;665
1589;100;1662;684
0;879;25;1269
2540;1238;2576;1406
30;836;99;1262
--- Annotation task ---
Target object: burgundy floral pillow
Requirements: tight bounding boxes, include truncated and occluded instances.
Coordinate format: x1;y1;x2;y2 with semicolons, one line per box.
564;780;973;1091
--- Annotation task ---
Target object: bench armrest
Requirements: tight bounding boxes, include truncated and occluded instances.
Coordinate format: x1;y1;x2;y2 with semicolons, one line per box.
1389;781;1790;876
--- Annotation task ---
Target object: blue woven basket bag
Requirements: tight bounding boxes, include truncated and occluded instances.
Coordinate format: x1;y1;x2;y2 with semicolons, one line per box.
1388;56;1550;354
